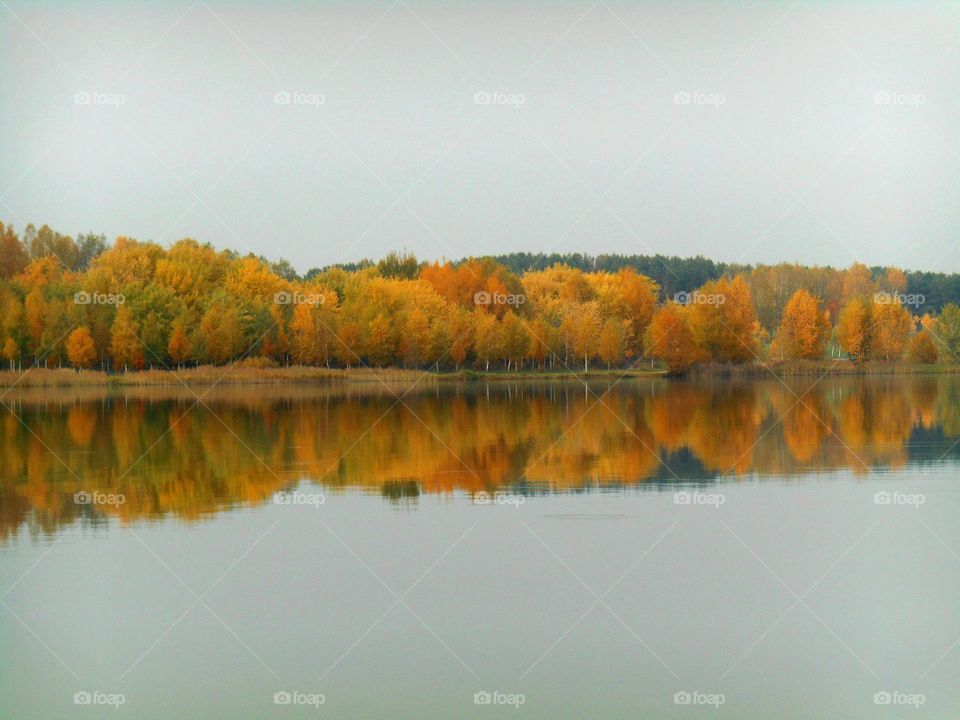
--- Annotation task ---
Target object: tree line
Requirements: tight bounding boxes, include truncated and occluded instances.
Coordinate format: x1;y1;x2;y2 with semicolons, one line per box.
0;221;958;374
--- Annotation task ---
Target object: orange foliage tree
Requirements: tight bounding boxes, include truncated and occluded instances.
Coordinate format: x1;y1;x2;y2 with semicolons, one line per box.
836;297;871;362
686;276;760;363
870;300;912;362
644;304;701;373
66;327;97;370
908;331;938;364
773;289;831;359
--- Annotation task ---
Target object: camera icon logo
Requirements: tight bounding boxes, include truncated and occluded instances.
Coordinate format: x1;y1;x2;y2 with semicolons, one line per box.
74;91;92;105
474;691;492;705
674;691;692;704
473;291;492;306
274;91;291;105
473;491;492;505
874;691;892;705
874;91;892;105
74;691;92;705
673;291;691;305
74;291;91;305
274;691;292;705
274;291;292;305
473;91;492;105
873;491;891;505
74;491;92;505
273;491;291;505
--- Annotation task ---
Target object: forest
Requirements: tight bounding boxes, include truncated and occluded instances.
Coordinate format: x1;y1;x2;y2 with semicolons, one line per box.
1;220;959;375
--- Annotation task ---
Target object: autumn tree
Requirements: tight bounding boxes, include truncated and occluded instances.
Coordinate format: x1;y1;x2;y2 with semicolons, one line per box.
3;336;19;370
842;262;875;301
571;301;602;372
288;303;318;365
598;318;629;369
0;222;29;278
364;314;395;367
473;310;501;371
879;267;907;294
446;307;473;370
686;276;760;363
908;331;939;364
773;290;831;359
167;317;191;368
499;311;530;371
401;308;431;367
66;327;97;370
527;318;557;369
111;306;144;371
335;323;361;368
870;300;912;362
645;303;701;374
836;297;871;362
198;303;246;364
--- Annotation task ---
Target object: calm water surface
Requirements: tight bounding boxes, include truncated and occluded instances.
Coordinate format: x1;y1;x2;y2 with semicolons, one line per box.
1;377;959;718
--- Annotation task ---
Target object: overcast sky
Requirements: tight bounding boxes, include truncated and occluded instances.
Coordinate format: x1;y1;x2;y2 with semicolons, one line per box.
2;1;958;273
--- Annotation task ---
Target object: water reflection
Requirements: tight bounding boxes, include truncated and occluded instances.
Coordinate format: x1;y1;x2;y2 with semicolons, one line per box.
2;377;959;539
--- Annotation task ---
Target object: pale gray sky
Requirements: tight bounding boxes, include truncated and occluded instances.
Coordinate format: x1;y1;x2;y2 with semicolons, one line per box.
2;0;958;272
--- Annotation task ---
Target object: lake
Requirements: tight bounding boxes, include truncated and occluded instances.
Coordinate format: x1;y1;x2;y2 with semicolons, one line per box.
1;376;959;718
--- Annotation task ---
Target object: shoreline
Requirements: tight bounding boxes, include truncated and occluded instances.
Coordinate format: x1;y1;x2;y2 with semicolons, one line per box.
0;361;957;388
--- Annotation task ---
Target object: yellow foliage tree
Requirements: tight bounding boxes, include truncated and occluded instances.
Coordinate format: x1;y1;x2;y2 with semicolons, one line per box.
167;319;191;368
836;297;871;362
908;331;938;364
111;307;144;371
66;327;96;370
645;303;702;373
870;300;912;362
686;276;760;363
773;289;831;359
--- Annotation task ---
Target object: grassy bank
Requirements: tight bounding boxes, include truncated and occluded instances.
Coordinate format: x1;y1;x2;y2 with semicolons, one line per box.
0;365;429;388
687;359;960;378
0;361;956;388
0;364;669;388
